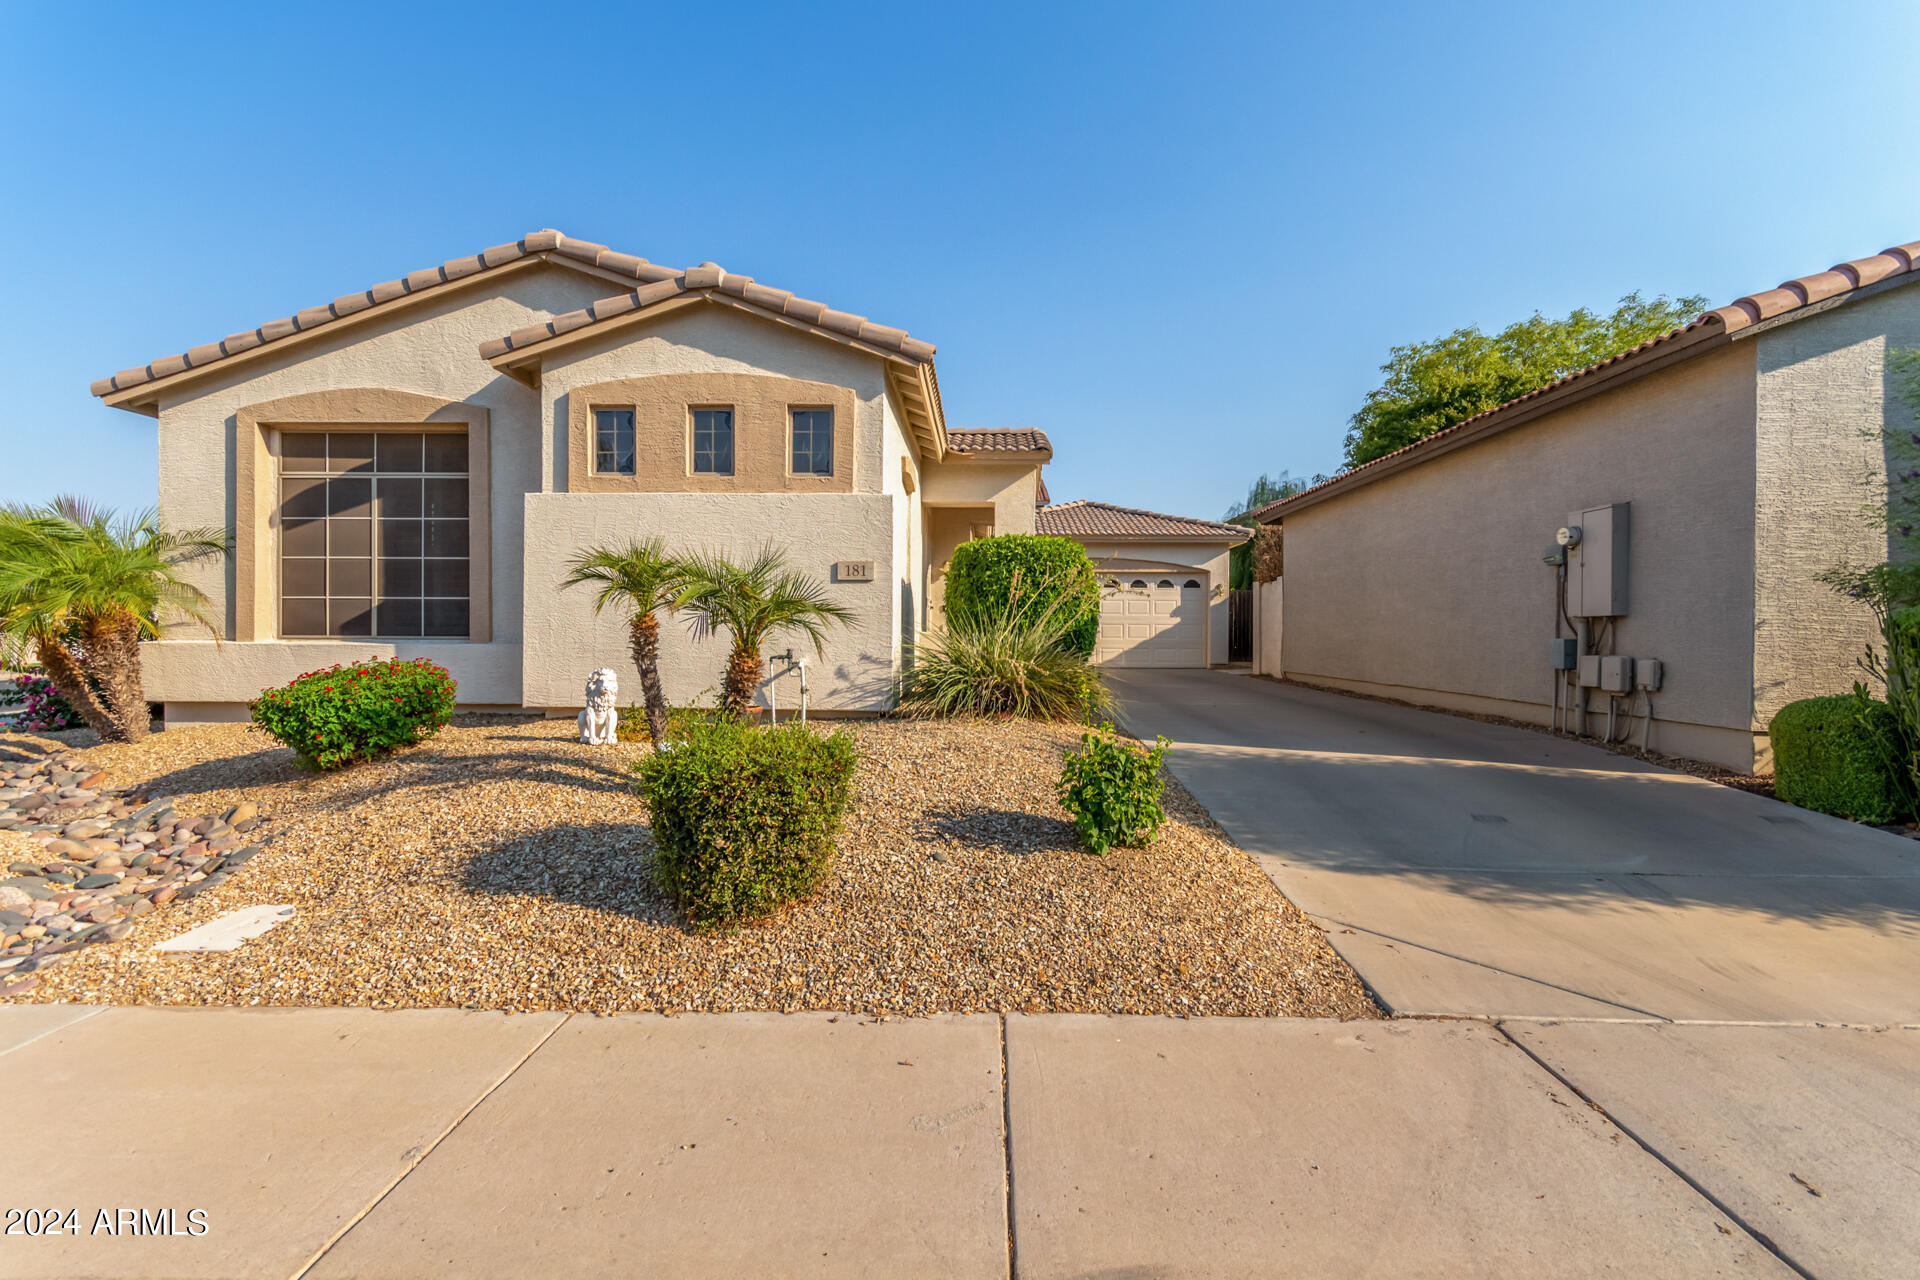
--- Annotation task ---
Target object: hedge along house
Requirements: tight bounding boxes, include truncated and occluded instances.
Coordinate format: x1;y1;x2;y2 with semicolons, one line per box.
1037;501;1248;668
1251;236;1920;774
91;230;1049;722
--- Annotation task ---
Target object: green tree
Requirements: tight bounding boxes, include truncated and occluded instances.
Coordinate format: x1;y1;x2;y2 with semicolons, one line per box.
562;538;685;748
1223;471;1326;588
675;546;856;715
1344;293;1708;469
0;498;228;743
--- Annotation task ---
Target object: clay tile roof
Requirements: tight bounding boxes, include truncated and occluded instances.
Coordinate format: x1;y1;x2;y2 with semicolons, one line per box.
1250;235;1920;523
944;428;1052;455
90;229;679;400
480;265;937;366
1037;500;1249;543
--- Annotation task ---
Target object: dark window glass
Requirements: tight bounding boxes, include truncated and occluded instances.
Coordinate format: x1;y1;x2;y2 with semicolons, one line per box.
692;409;734;475
1184;579;1201;589
283;435;328;472
424;599;470;637
280;477;327;520
791;409;833;476
423;434;467;473
376;599;422;637
423;559;468;596
281;597;327;637
1157;580;1175;588
377;476;423;517
327;433;375;474
595;409;635;475
278;430;469;639
376;434;423;472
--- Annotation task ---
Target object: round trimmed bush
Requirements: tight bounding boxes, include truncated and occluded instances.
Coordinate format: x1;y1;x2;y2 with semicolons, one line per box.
635;718;859;930
1769;694;1908;823
251;657;456;769
944;534;1100;657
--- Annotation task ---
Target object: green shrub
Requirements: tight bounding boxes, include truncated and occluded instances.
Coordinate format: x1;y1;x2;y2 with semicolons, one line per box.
251;657;456;769
945;535;1100;657
1057;724;1169;854
635;718;859;929
1769;693;1909;823
617;704;720;744
897;603;1111;721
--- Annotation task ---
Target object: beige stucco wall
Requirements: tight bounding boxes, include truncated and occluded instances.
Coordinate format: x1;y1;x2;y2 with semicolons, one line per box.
143;262;614;709
1753;280;1920;749
1077;541;1234;665
919;459;1040;531
521;492;899;711
881;395;926;646
540;306;892;496
1254;578;1283;675
1279;341;1762;771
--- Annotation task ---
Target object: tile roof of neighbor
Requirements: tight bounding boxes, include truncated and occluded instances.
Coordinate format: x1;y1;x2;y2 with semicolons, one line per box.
90;229;935;400
945;428;1052;455
1037;500;1249;543
1250;236;1920;523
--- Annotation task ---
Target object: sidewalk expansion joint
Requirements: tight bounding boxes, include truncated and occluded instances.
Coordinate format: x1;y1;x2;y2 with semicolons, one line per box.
999;1014;1017;1280
0;1005;104;1059
1493;1020;1817;1280
287;1012;573;1280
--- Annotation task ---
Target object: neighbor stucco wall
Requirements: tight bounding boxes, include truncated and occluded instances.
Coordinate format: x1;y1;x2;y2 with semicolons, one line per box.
1753;279;1920;747
522;492;900;711
144;262;614;709
1254;578;1282;675
1076;541;1235;665
1279;341;1761;771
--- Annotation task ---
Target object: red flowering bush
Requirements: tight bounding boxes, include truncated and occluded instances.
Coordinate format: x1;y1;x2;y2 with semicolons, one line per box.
250;657;455;770
7;673;86;732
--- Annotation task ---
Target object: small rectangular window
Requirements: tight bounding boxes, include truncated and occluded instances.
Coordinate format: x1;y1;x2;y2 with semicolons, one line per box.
594;410;635;475
791;409;833;476
692;408;734;475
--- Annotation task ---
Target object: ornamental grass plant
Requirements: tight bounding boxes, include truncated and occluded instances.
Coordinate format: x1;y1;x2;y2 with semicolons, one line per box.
897;572;1111;721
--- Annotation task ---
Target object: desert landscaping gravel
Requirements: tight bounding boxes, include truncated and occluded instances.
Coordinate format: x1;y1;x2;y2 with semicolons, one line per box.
0;715;1379;1019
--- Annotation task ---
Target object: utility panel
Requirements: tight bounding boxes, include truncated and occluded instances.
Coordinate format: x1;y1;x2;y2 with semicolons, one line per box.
1599;656;1634;693
1566;502;1630;617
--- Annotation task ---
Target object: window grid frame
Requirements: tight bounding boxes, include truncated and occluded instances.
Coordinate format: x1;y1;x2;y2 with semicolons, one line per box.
278;430;470;641
690;406;735;476
593;408;636;475
789;406;834;477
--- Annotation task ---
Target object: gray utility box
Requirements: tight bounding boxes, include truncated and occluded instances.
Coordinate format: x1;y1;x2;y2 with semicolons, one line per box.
1599;655;1634;693
1567;502;1630;617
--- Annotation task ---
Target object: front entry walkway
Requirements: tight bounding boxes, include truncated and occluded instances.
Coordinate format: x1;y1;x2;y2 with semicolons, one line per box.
1109;668;1920;1278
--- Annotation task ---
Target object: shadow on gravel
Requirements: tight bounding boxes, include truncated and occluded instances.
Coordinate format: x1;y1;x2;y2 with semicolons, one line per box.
922;806;1080;856
457;819;681;925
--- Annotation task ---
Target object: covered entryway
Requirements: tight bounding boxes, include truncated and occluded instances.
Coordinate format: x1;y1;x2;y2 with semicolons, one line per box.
1094;574;1208;667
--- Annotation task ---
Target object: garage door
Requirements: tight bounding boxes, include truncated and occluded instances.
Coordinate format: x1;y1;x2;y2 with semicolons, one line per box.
1093;576;1206;667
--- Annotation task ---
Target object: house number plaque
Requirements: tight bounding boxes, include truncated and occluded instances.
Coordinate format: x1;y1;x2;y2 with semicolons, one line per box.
835;560;875;583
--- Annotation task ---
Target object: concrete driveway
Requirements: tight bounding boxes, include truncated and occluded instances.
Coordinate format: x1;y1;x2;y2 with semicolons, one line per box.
1110;668;1920;1278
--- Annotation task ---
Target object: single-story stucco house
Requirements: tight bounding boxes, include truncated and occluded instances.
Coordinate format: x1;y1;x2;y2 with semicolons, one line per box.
1036;501;1248;667
1251;235;1920;773
90;230;1060;722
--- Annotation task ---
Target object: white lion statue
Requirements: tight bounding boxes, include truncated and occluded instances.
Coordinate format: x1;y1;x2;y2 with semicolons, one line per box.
578;668;619;745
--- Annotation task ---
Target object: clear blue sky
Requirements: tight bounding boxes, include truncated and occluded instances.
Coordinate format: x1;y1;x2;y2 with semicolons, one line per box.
4;2;1916;521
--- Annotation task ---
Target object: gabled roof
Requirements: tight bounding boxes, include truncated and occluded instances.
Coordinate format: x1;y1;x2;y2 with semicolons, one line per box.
1251;236;1920;523
1038;500;1248;543
945;428;1052;457
90;230;686;410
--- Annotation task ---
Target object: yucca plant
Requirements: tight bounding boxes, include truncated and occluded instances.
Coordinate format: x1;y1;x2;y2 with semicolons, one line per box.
898;573;1112;720
562;538;684;748
0;497;228;743
674;546;856;715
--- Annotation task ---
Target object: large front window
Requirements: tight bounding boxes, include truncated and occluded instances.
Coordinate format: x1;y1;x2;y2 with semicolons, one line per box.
279;431;469;638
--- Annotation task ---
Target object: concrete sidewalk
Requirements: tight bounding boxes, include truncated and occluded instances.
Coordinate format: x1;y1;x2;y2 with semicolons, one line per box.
0;1006;1790;1280
1109;668;1920;1279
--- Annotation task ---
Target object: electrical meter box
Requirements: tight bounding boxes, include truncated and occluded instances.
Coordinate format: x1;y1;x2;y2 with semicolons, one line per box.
1566;502;1630;617
1548;637;1577;669
1577;655;1602;687
1599;655;1634;692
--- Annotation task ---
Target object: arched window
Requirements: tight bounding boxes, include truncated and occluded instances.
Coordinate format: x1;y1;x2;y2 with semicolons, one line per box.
1157;579;1175;588
1130;579;1147;588
1184;579;1201;589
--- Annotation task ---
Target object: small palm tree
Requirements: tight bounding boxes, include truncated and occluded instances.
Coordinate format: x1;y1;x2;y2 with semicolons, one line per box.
561;538;684;748
0;497;228;743
675;546;856;716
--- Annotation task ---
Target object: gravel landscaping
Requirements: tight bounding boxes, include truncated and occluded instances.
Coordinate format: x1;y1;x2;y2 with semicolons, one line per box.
0;715;1379;1019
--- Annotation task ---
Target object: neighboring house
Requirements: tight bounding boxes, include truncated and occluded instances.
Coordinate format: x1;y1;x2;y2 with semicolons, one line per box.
1038;501;1247;667
1251;236;1920;773
91;231;1047;721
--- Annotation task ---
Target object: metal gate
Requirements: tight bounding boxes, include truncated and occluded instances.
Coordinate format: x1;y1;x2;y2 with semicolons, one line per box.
1228;589;1252;662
